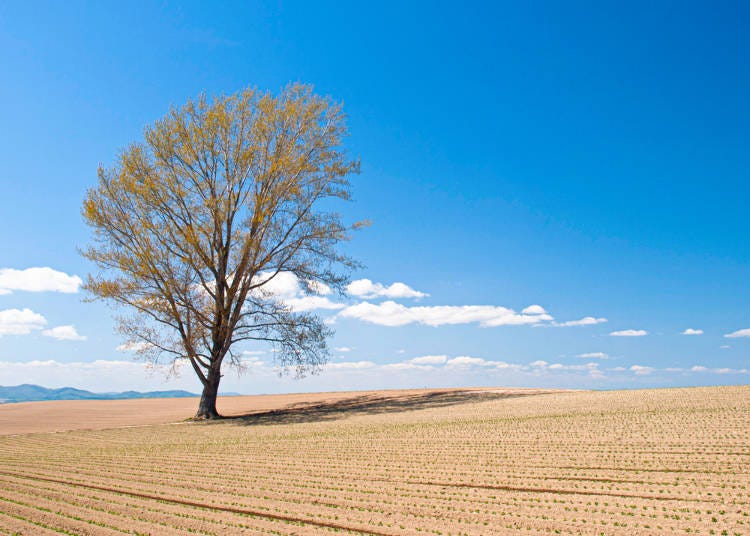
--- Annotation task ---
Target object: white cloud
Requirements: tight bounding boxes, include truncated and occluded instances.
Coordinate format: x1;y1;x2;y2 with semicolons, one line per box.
0;267;82;294
18;352;738;395
610;329;648;337
286;295;345;312
253;271;299;299
528;359;603;378
725;328;750;339
689;365;748;374
381;362;435;371
338;300;553;328
576;352;609;359
554;317;608;327
588;368;605;379
346;279;428;300
238;355;265;368
446;356;490;367
446;356;520;369
325;361;376;370
42;325;86;341
333;346;353;353
720;345;730;349
0;308;47;335
253;272;345;312
0;359;140;369
384;354;605;377
407;355;448;365
614;364;749;376
305;280;332;295
682;328;704;335
483;312;554;327
548;362;599;372
719;367;748;374
117;341;153;353
335;293;604;330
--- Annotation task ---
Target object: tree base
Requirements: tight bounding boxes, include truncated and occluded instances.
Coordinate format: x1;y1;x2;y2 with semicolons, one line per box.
190;413;224;421
195;376;221;420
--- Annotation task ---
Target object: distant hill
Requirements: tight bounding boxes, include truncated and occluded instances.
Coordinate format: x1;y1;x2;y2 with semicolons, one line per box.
0;384;199;404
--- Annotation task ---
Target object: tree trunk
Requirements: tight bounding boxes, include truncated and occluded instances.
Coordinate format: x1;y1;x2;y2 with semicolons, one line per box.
195;369;221;420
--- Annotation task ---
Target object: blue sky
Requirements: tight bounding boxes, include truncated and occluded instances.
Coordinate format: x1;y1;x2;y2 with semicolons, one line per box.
0;1;748;393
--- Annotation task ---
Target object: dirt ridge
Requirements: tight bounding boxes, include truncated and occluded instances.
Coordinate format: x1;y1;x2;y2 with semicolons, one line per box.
0;470;393;536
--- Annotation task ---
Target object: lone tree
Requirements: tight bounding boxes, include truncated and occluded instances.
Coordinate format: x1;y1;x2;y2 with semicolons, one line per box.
82;84;360;419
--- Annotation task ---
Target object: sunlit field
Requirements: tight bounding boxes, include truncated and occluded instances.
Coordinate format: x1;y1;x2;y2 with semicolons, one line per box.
0;385;748;535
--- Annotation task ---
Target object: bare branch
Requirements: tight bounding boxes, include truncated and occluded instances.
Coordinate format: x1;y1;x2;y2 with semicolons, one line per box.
81;84;360;419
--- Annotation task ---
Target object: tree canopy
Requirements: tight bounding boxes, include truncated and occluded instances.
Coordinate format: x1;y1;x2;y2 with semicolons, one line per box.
82;84;360;419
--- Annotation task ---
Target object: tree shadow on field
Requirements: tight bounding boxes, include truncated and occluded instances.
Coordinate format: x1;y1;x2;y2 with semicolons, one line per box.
220;389;547;427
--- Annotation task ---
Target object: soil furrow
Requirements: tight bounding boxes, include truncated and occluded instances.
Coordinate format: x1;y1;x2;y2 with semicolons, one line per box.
0;470;394;536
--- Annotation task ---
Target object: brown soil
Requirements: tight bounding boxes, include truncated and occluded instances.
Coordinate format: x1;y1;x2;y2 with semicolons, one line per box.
0;387;554;435
3;386;747;535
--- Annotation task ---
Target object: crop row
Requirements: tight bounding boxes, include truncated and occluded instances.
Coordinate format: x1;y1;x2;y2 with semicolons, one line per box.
0;386;748;535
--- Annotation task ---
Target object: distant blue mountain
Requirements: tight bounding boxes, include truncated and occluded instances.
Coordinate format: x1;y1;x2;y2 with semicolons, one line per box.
0;384;199;403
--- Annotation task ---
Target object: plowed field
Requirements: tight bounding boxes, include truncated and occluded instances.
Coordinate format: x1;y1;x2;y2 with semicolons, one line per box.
0;386;748;535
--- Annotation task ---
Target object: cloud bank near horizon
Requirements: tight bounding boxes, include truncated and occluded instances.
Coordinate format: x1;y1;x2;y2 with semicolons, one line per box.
3;265;748;394
2;354;747;394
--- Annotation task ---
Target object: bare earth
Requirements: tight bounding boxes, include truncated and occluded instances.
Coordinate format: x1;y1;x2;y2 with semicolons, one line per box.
0;385;748;535
0;387;553;435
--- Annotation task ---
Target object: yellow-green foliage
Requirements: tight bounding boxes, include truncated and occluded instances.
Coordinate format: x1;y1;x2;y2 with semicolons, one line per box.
81;84;361;417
